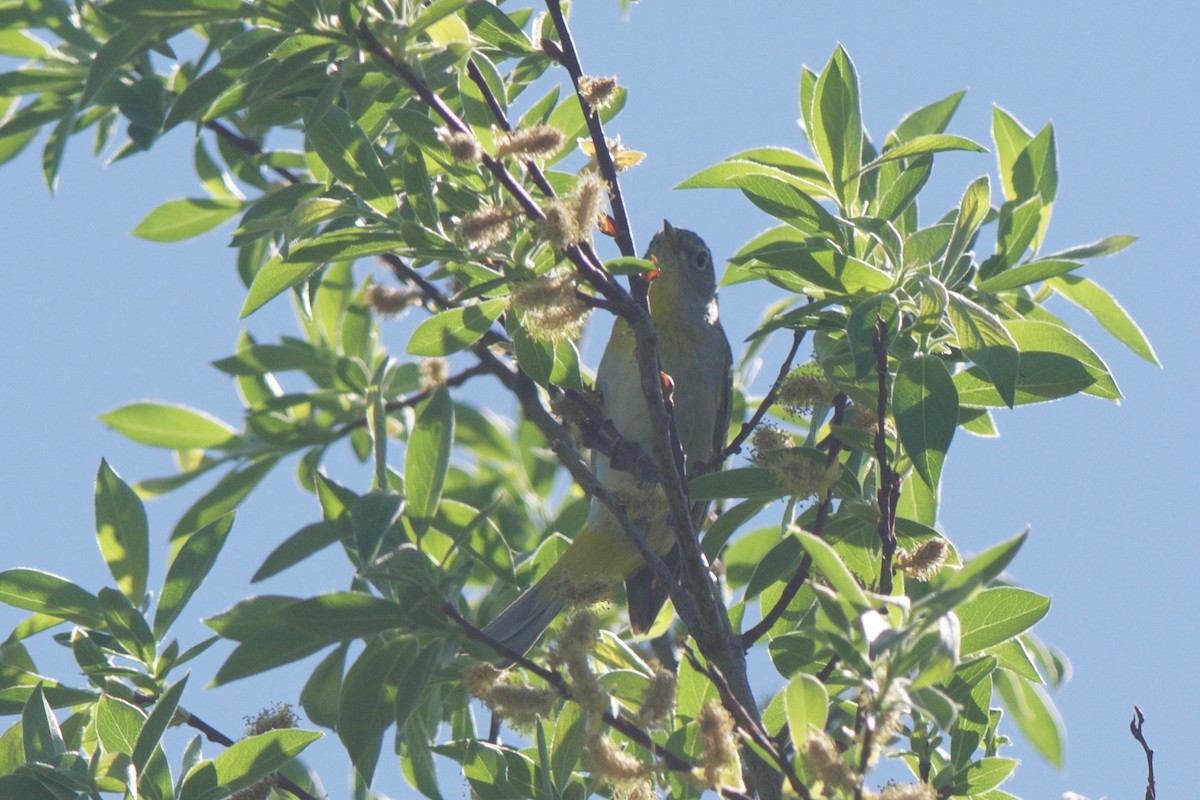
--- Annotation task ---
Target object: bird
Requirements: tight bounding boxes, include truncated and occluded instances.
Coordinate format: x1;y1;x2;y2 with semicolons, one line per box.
480;220;733;660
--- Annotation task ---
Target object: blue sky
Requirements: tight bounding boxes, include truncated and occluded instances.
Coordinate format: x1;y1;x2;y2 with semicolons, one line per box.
2;2;1196;797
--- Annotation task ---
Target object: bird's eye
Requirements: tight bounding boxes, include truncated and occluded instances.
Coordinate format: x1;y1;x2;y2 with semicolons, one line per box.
692;249;711;270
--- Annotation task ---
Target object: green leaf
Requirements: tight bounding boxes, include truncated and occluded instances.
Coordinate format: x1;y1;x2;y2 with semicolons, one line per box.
810;45;863;208
690;467;781;501
301;644;346;729
959;757;1018;794
995;669;1064;768
921;532;1026;618
857;134;986;176
1048;274;1159;365
894;91;965;140
978;258;1082;292
337;638;413;785
132;675;188;774
169;456;278;540
98;587;156;665
946;292;1018;408
41;100;75;195
351;490;403;564
286;228;418;263
407;298;507;356
0;569;103;628
941;175;990;280
94;459;149;603
992;106;1033;202
1043;233;1137;261
958;587;1050;655
22;685;64;762
304;103;397;216
909;685;958;730
794;529;871;610
280;593;408;641
96;694;144;756
893;355;958;489
0;31;52;59
80;23;159;107
1013;123;1058;207
784;673;828;748
736;241;893;295
154;514;234;639
733;174;841;238
131;197;243;242
984;196;1042;279
99;402;236;449
103;0;259;23
241;253;319;318
179;728;321;800
406;388;454;533
1006;319;1120;401
251;521;343;582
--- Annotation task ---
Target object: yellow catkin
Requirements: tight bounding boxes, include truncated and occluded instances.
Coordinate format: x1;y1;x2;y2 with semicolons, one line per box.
495;125;565;160
579;75;619;108
696;701;743;791
899;538;948;580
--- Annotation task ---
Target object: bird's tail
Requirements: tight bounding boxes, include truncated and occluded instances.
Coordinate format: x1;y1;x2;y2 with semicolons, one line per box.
480;565;565;666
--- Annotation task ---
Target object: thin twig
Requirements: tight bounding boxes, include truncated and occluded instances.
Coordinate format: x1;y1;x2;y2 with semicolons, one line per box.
722;329;806;462
332;362;492;437
444;604;753;800
681;646;811;800
742;394;847;646
872;318;899;595
1130;706;1155;800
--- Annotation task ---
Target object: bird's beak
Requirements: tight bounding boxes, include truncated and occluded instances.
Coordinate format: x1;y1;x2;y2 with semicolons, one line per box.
662;219;676;242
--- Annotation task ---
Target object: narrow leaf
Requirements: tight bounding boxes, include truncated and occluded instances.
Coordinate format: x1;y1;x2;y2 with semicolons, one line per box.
1048;274;1158;365
132;198;242;242
179;729;321;800
94;459;149;602
99;402;236;449
893;355;958;489
407;298;507;356
0;569;103;628
405;388;454;530
154;514;234;639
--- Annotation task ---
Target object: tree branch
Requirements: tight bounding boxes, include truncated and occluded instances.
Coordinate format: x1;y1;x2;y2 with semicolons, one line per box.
872;318;899;595
722;329;806;462
543;0;637;259
1130;706;1156;800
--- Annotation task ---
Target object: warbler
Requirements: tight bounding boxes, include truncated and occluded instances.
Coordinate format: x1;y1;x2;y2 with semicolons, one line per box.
482;221;733;658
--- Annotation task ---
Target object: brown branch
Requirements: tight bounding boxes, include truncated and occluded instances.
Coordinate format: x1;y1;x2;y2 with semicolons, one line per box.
722;329;806;462
872;318;899;595
742;393;847;647
543;0;637;259
682;645;811;800
332;362;491;437
203;118;301;186
1130;706;1155;800
444;604;754;800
